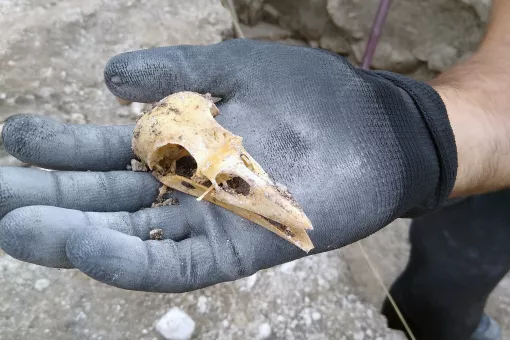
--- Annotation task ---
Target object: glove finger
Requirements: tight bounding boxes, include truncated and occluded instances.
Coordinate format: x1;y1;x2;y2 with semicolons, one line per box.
2;114;134;171
104;39;252;103
0;167;159;218
66;227;239;292
0;205;190;268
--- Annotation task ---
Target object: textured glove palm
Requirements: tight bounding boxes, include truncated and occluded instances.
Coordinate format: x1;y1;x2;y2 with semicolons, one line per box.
0;39;456;292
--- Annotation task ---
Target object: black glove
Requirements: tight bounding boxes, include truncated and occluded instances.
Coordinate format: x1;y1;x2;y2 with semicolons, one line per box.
0;39;457;292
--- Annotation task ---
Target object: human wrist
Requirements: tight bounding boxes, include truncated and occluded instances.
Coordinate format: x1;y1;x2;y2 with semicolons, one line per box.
431;53;510;197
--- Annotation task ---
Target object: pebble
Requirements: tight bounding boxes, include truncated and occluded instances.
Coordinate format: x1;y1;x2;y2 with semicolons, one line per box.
308;40;319;48
36;87;55;99
34;279;51;291
67;113;88;124
155;307;195;340
244;273;258;291
149;229;164;241
197;296;208;314
279;261;297;274
353;331;365;340
312;311;321;321
257;323;272;339
131;159;148;172
130;102;146;117
0;93;6;100
40;67;54;78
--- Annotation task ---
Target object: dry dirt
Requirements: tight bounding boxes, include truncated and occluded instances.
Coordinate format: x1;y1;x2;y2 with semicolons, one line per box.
1;1;508;339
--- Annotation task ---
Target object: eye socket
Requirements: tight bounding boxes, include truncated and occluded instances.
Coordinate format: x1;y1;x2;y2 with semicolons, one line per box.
153;143;197;178
175;156;197;178
226;177;251;196
217;175;251;196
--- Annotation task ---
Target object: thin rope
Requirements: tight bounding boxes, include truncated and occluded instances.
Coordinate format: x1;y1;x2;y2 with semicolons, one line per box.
221;0;245;38
357;241;416;340
361;0;392;69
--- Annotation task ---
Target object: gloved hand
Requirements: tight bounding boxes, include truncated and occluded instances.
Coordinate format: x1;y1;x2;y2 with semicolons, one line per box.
0;39;457;292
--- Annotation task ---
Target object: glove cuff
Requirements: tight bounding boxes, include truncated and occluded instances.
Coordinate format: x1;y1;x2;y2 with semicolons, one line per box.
374;71;458;216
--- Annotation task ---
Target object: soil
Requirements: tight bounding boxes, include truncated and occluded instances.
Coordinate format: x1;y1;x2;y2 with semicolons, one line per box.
152;198;179;208
149;229;164;240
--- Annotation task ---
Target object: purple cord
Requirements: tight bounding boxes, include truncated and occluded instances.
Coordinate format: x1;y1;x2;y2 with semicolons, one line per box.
361;0;392;70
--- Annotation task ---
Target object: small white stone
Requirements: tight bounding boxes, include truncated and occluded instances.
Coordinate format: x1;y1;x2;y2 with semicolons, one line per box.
7;60;16;66
155;307;195;340
309;40;319;48
257;323;272;339
34;278;50;291
68;113;87;124
244;273;258;291
131;159;148;172
311;311;321;321
353;331;365;340
279;260;297;274
197;296;208;314
300;308;312;326
130;102;146;117
37;87;54;99
0;93;6;100
142;329;148;334
40;67;53;78
222;320;229;328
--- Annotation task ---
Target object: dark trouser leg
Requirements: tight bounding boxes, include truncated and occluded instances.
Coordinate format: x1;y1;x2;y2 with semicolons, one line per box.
382;189;510;340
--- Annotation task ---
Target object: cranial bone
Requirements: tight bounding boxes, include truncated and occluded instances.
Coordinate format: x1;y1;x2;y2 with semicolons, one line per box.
132;92;314;252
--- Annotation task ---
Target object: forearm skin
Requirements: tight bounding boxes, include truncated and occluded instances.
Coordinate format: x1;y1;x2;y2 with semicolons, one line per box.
431;0;510;197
